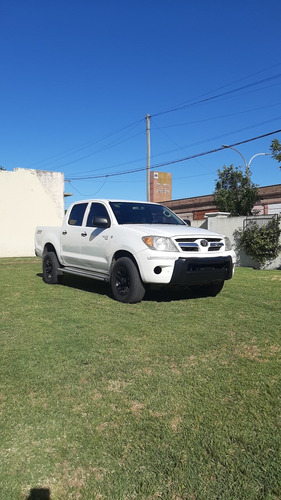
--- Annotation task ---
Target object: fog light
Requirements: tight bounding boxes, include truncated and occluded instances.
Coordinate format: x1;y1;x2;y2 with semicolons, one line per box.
154;266;162;275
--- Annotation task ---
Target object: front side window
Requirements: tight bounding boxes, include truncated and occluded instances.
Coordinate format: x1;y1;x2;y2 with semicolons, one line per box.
86;203;110;227
68;203;88;226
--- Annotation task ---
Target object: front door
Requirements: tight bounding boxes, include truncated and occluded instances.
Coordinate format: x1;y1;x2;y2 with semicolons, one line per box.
60;202;88;266
79;202;112;273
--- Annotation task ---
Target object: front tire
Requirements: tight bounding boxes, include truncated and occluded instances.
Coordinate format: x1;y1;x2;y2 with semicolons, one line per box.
43;251;63;284
110;257;145;303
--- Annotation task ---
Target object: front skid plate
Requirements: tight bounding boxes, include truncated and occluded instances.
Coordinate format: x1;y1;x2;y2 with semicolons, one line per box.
170;256;233;285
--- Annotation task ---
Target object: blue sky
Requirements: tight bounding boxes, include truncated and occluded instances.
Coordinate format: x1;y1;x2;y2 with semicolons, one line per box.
1;0;281;208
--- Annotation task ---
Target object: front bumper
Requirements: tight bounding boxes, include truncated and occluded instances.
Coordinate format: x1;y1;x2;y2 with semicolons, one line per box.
170;256;233;285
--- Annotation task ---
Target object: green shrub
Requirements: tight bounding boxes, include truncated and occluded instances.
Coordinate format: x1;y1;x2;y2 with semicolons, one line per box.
239;217;281;269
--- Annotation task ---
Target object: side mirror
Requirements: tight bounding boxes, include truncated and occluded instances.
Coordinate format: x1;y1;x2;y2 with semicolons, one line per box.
184;219;191;226
91;216;110;228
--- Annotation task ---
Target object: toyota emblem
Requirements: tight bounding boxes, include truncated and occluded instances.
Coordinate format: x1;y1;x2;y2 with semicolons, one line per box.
200;239;208;247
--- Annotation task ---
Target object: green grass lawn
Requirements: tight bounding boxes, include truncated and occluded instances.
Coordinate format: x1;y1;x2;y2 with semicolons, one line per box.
0;258;280;500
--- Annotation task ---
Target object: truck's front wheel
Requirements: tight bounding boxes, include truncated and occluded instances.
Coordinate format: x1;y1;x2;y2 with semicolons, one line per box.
110;257;145;303
43;252;62;285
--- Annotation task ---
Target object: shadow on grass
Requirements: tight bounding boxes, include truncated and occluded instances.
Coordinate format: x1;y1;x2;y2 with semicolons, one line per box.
37;272;109;297
36;273;218;303
26;488;51;500
144;285;215;302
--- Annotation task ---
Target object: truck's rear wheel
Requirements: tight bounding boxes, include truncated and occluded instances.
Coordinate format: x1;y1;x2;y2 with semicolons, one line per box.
43;251;62;285
110;257;145;303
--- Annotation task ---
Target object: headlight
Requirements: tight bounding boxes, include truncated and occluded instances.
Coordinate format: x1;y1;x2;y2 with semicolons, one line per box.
224;237;232;250
142;236;178;252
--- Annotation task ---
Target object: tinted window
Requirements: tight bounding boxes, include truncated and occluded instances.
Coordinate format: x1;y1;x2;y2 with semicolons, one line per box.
86;203;110;227
68;203;88;226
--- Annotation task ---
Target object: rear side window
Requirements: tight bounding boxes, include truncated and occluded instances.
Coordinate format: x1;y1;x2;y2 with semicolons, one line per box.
68;203;88;226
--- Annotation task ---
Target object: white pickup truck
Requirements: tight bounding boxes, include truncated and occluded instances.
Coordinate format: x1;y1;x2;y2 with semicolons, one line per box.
35;199;235;303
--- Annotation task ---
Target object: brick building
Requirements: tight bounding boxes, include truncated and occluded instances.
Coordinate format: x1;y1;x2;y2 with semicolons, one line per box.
164;184;281;221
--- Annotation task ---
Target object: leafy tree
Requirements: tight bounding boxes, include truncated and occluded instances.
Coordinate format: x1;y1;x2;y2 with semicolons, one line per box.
270;138;281;167
213;164;260;216
239;217;281;269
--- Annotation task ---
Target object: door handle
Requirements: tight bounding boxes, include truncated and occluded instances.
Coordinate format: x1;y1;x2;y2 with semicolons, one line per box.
62;230;67;235
81;231;87;237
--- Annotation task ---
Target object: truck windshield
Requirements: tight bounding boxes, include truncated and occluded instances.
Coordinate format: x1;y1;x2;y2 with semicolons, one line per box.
109;202;185;225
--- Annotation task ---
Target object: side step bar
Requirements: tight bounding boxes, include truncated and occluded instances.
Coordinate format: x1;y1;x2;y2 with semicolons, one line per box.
58;267;110;282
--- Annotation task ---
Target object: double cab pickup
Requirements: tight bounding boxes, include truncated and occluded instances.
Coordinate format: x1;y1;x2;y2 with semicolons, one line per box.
35;199;235;303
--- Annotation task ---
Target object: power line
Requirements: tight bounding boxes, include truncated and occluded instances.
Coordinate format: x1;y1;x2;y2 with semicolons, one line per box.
26;64;281;174
170;116;281;152
149;129;281;168
157;62;281;116
152;73;281;117
161;102;281;129
67;128;281;181
64;116;281;178
151;114;281;159
56;129;144;170
27;118;144;170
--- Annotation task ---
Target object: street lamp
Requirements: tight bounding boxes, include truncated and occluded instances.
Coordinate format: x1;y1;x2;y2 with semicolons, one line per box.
222;145;269;177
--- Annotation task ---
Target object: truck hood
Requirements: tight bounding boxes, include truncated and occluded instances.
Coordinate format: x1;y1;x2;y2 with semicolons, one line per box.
123;224;224;238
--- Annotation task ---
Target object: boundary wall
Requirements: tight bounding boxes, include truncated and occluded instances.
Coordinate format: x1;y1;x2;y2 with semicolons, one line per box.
192;213;281;269
0;168;64;257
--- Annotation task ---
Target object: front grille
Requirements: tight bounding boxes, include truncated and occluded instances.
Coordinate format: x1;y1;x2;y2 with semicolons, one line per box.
176;237;224;253
178;242;199;252
208;242;223;251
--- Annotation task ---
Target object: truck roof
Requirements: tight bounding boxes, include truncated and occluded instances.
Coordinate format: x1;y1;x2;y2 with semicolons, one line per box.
69;199;161;205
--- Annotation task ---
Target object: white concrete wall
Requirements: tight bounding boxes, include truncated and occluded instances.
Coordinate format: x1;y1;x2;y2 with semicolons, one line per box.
0;168;64;257
191;213;281;269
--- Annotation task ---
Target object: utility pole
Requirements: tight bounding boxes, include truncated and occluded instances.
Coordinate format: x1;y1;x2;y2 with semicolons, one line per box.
146;114;151;201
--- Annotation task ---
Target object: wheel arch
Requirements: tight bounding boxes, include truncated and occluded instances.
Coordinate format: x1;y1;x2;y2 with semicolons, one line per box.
110;250;140;275
43;243;60;263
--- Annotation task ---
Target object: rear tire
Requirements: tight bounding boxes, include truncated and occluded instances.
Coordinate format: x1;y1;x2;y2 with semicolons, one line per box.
43;251;63;284
110;257;145;303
